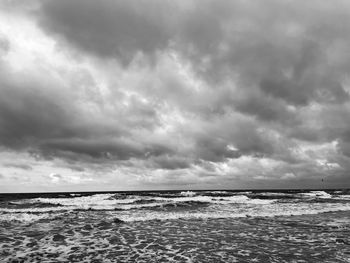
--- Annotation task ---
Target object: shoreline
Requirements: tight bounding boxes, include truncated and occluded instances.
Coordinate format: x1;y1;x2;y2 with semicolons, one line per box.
1;211;350;262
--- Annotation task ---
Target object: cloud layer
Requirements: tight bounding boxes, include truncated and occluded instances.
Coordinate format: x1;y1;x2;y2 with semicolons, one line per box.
0;0;350;192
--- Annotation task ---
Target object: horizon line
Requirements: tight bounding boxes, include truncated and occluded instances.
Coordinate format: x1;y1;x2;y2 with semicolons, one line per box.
1;187;349;195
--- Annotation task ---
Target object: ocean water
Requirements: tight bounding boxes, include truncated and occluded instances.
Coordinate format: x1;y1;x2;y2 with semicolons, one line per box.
1;189;350;262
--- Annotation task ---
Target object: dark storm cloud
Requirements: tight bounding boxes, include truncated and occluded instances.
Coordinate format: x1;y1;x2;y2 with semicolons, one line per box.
0;72;77;148
41;137;173;161
0;35;10;55
35;0;350;113
259;52;349;106
2;0;350;190
288;127;321;143
195;136;242;162
233;91;297;123
36;0;232;67
150;155;191;170
189;117;277;163
0;77;171;162
0;68;118;153
0;59;172;163
38;0;177;64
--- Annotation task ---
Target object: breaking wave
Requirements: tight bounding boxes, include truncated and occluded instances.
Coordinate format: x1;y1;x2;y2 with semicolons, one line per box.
1;190;350;222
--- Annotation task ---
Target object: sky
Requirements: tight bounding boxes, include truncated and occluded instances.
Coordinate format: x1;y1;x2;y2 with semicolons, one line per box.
0;0;350;192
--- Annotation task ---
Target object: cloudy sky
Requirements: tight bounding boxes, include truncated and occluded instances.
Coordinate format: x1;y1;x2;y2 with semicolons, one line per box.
0;0;350;192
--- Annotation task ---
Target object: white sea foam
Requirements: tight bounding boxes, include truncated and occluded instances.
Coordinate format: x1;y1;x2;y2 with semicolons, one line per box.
301;191;332;199
3;203;350;223
0;212;61;223
211;195;275;204
333;195;350;200
117;203;350;222
103;195;274;210
70;193;82;197
2;199;350;223
2;190;349;225
118;202;171;210
2;194;277;213
33;193;138;209
155;195;212;202
0;207;74;213
204;191;230;194
150;195;274;204
254;192;295;197
180;191;196;197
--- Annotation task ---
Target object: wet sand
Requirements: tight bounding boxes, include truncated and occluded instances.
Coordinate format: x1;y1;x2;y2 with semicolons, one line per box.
1;211;350;262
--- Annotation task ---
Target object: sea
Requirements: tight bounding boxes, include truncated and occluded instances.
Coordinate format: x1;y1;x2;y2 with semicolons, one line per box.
1;189;350;262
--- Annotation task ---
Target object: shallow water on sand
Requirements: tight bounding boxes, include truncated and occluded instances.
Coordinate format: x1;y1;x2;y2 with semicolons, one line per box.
1;190;350;262
1;212;350;262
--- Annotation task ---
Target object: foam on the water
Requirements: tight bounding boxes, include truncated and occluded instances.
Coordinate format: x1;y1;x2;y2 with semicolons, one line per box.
1;209;349;262
334;194;350;200
180;191;196;197
0;212;62;223
116;202;350;222
301;191;333;199
1;190;350;223
1;190;350;262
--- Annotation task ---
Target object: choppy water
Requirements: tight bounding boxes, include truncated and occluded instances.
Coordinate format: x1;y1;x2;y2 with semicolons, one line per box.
1;189;350;262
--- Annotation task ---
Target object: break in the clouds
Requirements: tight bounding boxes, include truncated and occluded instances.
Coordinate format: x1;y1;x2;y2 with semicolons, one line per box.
0;0;350;192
